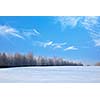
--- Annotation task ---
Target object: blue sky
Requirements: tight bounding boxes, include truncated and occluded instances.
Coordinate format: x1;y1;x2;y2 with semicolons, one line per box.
0;16;100;65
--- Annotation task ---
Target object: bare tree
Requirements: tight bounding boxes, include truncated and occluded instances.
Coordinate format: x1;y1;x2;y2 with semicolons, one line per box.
0;52;83;67
95;62;100;66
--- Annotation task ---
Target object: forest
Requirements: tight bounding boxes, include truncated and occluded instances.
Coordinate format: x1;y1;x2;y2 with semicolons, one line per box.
0;52;83;68
95;62;100;66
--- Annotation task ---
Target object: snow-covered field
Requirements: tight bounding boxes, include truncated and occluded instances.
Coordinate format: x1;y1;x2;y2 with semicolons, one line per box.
0;66;100;83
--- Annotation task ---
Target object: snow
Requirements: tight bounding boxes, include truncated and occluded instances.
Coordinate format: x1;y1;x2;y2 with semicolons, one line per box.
0;66;100;83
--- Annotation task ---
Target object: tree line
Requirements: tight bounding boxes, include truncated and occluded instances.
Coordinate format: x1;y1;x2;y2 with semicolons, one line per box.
0;52;83;68
95;62;100;66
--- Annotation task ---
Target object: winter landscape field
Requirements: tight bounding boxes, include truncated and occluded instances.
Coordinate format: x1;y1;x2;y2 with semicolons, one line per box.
0;66;100;83
0;16;100;83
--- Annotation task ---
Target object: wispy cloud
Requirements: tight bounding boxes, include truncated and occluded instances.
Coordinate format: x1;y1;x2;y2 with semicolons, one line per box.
81;16;99;31
0;25;24;39
55;16;100;47
43;41;53;48
90;32;100;47
55;16;99;30
53;45;62;49
52;42;67;49
0;25;41;40
23;29;40;37
33;29;40;35
82;17;100;47
35;41;67;49
33;41;52;48
81;17;100;47
36;41;79;51
64;46;78;51
55;16;81;29
93;39;100;46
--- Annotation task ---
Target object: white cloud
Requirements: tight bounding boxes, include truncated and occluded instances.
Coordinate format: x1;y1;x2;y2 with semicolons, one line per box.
0;25;24;39
84;17;100;47
55;16;100;47
0;25;41;40
56;16;99;30
90;32;100;47
56;16;81;29
35;41;53;48
93;39;100;46
53;45;62;49
36;41;79;52
64;46;78;51
90;32;100;38
35;41;67;49
43;41;53;48
52;42;66;46
22;28;40;38
33;29;40;35
81;16;99;31
52;42;67;49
